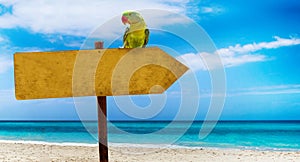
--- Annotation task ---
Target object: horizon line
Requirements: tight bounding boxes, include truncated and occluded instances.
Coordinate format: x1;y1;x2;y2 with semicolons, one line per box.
0;120;299;122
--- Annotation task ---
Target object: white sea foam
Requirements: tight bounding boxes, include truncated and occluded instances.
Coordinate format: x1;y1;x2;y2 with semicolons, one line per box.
110;142;173;149
0;140;200;150
0;140;98;147
0;140;299;152
109;142;227;151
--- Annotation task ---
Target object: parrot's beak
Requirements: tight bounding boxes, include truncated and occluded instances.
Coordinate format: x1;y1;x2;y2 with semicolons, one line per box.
122;16;129;25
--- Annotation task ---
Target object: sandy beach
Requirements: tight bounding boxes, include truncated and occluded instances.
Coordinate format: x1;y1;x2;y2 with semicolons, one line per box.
0;141;299;162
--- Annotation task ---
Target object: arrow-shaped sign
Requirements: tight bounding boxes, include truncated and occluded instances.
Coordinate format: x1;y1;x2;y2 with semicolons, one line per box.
14;47;188;100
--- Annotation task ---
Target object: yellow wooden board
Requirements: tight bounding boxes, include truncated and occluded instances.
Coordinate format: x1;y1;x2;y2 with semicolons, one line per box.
14;47;188;100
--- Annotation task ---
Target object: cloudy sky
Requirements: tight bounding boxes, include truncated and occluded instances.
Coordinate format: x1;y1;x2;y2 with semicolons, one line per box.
0;0;300;121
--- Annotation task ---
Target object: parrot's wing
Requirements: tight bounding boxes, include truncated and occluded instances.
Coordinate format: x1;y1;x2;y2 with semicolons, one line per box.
143;29;150;48
122;27;129;48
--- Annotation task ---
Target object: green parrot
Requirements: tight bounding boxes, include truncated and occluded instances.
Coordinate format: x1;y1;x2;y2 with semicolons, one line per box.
121;10;149;48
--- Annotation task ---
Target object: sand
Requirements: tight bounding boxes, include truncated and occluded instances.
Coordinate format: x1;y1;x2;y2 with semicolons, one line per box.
0;141;299;162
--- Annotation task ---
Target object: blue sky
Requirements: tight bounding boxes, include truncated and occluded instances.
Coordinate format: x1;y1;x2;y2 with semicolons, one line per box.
0;0;300;121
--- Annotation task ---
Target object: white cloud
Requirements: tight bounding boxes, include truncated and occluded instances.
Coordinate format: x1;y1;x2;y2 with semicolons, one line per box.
178;36;300;71
217;36;300;56
181;84;300;98
228;84;300;96
0;0;190;38
0;56;12;74
220;53;267;67
200;6;222;14
0;36;4;42
0;34;9;43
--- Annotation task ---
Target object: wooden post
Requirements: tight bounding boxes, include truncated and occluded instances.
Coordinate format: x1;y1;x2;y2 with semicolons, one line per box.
95;41;108;162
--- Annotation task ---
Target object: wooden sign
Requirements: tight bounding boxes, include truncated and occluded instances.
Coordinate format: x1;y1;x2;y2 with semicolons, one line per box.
14;47;188;100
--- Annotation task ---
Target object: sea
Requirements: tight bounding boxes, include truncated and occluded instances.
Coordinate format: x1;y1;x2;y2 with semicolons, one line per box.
0;121;299;151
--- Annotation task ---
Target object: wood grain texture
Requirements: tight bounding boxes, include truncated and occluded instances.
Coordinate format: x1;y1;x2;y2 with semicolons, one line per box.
14;47;188;100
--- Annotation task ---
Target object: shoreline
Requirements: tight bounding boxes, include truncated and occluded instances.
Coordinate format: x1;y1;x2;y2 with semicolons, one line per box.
0;140;299;161
0;139;299;152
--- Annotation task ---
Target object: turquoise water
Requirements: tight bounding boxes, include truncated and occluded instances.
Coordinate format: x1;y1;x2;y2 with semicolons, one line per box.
0;121;299;150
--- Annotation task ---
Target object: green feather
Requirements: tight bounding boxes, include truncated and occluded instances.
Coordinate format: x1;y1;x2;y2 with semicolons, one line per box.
123;28;149;48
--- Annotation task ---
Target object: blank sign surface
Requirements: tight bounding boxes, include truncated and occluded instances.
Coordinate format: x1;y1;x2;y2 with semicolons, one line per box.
14;47;188;100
